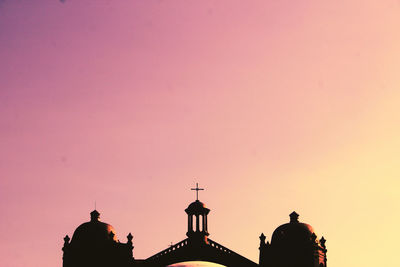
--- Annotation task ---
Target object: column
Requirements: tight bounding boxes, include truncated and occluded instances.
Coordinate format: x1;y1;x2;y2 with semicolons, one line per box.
202;214;205;232
204;215;208;232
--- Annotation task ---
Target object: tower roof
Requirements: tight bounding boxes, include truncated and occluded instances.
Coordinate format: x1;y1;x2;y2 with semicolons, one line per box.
185;200;210;214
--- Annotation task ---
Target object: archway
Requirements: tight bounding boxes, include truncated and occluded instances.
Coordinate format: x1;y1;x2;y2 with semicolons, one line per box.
145;238;258;267
168;261;226;267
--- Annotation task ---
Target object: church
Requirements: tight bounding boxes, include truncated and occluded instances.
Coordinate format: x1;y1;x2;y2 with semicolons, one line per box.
62;185;327;267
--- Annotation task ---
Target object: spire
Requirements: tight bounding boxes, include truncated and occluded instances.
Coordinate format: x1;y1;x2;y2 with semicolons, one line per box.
127;233;133;243
127;233;134;259
259;233;266;244
259;233;266;246
63;235;70;250
320;236;326;248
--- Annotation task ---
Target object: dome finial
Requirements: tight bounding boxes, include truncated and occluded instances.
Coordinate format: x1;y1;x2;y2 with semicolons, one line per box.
90;210;100;222
289;211;299;223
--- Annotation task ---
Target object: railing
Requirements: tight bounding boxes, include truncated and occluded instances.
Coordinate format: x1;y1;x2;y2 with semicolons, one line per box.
146;237;257;266
146;238;189;261
208;238;258;265
207;238;234;254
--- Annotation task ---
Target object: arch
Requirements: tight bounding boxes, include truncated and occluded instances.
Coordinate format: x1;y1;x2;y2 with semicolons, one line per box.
145;238;258;267
168;261;226;267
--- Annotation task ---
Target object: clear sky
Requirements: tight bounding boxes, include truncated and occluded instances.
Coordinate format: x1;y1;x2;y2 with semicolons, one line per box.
1;1;400;267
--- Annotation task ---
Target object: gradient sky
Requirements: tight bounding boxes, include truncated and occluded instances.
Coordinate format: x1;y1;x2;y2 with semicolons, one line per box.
1;1;400;267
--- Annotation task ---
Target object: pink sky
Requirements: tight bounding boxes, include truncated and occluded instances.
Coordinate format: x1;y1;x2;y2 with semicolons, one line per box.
1;1;400;267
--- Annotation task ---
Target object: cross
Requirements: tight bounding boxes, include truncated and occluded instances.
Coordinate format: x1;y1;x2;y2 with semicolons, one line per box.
191;182;204;201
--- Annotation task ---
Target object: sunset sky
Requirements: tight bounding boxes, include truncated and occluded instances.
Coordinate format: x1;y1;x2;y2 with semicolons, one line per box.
1;1;400;267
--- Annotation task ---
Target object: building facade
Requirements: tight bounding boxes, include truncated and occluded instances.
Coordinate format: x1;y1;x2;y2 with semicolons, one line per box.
62;198;327;267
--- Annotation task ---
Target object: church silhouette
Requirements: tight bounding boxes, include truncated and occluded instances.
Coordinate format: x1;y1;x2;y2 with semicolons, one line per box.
62;184;327;267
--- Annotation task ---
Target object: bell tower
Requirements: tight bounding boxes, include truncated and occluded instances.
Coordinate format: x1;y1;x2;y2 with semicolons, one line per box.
185;183;210;244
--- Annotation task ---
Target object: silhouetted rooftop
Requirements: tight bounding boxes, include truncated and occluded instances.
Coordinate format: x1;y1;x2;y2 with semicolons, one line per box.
71;210;118;246
271;212;316;245
185;200;209;213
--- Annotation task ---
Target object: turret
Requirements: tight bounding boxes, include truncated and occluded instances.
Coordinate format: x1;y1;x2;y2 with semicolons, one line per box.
185;183;210;244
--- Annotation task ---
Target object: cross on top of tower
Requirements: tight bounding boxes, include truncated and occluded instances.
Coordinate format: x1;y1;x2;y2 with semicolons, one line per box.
191;182;204;201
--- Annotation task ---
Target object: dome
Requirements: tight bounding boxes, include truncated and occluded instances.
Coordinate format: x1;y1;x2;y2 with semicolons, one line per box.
185;200;209;214
271;212;316;246
188;200;206;209
71;210;118;246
